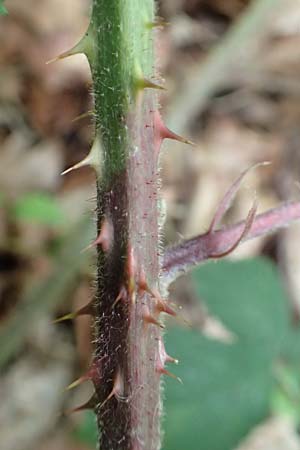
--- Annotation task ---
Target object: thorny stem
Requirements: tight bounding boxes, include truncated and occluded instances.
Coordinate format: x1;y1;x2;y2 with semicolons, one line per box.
90;2;164;449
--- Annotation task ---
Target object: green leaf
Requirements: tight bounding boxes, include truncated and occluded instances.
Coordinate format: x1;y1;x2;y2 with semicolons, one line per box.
0;1;7;15
13;193;64;226
163;258;290;450
164;330;272;450
72;411;98;447
191;258;289;352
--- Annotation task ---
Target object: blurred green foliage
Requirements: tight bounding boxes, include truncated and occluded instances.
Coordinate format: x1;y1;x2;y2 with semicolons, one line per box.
271;361;300;423
13;193;64;226
0;0;7;15
72;411;98;447
72;257;300;449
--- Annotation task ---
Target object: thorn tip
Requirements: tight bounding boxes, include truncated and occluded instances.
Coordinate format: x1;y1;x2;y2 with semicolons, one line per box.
136;77;166;92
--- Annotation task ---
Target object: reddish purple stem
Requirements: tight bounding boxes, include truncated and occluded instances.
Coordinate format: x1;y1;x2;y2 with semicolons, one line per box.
162;201;300;286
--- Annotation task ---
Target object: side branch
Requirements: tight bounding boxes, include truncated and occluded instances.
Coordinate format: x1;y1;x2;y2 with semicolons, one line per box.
162;202;300;288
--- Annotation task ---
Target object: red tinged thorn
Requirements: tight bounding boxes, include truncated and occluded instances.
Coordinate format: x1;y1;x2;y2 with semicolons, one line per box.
127;245;136;278
154;111;195;151
99;368;124;409
127;245;137;296
158;337;179;367
138;270;159;299
155;295;177;317
53;300;93;323
65;393;97;415
209;197;258;259
82;218;113;253
112;285;128;308
156;337;181;383
208;161;269;233
65;359;102;391
138;272;177;317
158;368;183;384
137;269;151;294
142;305;165;329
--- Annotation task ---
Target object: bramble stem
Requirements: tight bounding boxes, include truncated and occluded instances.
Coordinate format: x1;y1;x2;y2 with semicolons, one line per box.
91;2;162;449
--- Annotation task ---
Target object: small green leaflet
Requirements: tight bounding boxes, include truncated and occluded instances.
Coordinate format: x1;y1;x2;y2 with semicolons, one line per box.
0;1;7;15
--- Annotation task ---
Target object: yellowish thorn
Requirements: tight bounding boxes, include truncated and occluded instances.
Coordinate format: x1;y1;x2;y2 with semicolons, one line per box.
61;157;91;176
72;110;95;123
65;376;86;391
53;312;75;324
140;78;166;91
61;137;102;176
146;18;170;29
46;30;94;65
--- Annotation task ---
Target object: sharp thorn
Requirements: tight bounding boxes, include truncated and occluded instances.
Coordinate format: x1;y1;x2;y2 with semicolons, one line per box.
65;375;88;391
158;337;179;368
138;273;176;317
65;393;97;415
164;130;195;146
143;307;165;329
82;218;113;253
158;368;182;384
209;197;258;259
208;161;270;233
53;301;93;323
46;46;82;65
61;137;102;177
112;285;127;308
72;110;94;123
61;156;92;176
146;17;170;29
154;111;195;147
143;78;166;91
136;77;166;92
155;297;177;317
99;368;124;409
127;245;136;296
53;312;76;324
46;31;94;65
